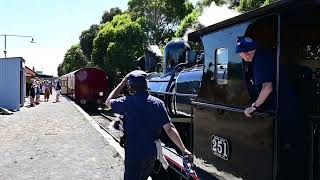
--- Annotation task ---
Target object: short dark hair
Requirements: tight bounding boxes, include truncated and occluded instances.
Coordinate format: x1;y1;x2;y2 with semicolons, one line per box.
126;70;148;94
128;83;148;94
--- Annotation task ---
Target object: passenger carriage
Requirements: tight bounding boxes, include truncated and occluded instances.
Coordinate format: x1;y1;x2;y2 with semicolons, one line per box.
59;68;109;106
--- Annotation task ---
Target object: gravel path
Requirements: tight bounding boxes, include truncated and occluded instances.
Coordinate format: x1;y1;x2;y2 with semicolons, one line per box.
0;93;124;180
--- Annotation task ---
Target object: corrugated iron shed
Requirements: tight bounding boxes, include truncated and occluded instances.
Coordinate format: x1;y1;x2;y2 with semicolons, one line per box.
0;57;26;111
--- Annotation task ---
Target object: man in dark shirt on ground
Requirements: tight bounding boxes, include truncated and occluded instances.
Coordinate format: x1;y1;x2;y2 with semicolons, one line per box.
105;70;191;180
236;36;276;117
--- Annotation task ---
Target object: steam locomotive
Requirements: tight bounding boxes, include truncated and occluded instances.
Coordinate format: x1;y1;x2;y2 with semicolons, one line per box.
146;0;320;179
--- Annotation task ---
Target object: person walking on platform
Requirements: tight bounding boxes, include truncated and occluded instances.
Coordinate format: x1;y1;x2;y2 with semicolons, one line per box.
105;70;191;180
43;81;50;102
35;82;41;105
54;80;61;103
29;82;36;107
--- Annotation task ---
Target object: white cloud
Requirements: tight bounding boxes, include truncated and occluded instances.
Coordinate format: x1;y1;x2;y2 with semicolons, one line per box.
3;48;67;77
198;2;240;27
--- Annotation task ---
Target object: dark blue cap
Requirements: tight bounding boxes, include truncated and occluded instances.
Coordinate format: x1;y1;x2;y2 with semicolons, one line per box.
235;36;257;53
127;70;147;86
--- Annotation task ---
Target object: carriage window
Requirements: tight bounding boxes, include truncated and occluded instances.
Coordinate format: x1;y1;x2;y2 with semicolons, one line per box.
216;48;229;85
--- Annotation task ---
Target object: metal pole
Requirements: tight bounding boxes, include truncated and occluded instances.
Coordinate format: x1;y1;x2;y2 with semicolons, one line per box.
4;35;7;58
0;34;34;58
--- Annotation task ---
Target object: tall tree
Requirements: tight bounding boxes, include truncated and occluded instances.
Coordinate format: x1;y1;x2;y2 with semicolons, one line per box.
57;63;66;77
238;0;278;12
175;9;201;37
175;0;230;38
59;44;88;74
100;7;122;24
92;14;148;86
79;24;100;60
127;0;194;46
197;0;228;7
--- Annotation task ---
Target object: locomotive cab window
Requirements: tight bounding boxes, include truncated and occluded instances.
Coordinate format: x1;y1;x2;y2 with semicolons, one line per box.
215;48;229;85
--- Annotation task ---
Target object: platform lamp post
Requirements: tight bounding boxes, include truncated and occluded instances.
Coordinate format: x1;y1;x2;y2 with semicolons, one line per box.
0;34;35;58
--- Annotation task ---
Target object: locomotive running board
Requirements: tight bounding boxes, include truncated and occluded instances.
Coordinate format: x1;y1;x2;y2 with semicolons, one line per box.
162;145;200;180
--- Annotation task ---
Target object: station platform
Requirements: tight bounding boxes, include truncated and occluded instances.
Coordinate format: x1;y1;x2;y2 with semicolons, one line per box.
0;92;124;179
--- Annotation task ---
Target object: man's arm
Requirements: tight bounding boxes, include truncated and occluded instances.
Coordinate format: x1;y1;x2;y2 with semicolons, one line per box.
105;77;128;108
163;122;191;155
254;82;273;107
244;82;273;117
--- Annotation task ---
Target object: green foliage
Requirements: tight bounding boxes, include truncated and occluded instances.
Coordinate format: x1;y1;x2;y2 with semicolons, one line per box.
263;0;278;6
79;24;100;60
92;14;147;86
59;44;88;76
57;63;66;77
197;0;227;8
100;7;122;24
238;0;279;12
127;0;194;46
175;9;200;37
175;0;232;38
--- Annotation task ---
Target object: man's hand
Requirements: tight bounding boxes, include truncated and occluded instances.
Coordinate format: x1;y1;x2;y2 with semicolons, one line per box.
122;73;130;84
182;148;192;155
163;123;191;155
244;106;256;118
105;74;130;108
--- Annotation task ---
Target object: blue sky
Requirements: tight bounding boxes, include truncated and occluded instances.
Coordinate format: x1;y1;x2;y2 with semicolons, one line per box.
0;0;198;76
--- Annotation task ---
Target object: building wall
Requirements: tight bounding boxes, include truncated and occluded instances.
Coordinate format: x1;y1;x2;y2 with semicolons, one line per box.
0;58;24;110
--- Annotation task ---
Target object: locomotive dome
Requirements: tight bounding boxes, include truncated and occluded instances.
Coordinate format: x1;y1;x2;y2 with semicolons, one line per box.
164;39;191;71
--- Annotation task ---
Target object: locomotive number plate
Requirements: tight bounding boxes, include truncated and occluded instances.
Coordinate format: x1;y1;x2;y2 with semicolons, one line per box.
211;135;230;160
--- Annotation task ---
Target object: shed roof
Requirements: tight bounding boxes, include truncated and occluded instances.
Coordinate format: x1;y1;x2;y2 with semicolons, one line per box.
25;66;37;77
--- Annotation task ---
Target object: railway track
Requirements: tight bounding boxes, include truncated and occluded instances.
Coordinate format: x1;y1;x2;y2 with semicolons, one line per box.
90;111;124;144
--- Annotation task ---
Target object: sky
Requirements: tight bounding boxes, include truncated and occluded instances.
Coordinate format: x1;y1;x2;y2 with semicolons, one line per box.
0;0;198;76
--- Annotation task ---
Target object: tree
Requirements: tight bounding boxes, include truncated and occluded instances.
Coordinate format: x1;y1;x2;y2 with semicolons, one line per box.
100;7;122;24
127;0;194;46
197;0;228;8
59;44;88;75
175;0;230;38
92;14;148;86
238;0;278;12
57;63;66;77
175;9;201;37
79;24;100;60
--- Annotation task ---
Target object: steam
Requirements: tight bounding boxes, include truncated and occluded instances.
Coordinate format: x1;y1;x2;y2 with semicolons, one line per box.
184;2;240;40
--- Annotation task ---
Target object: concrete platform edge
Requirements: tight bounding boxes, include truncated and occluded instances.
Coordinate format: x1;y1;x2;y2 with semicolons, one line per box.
66;98;125;159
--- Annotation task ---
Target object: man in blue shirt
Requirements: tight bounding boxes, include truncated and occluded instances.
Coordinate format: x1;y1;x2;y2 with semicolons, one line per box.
105;70;191;180
236;36;276;117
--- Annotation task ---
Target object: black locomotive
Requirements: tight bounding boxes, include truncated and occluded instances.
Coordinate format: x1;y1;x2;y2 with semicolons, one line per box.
146;0;320;179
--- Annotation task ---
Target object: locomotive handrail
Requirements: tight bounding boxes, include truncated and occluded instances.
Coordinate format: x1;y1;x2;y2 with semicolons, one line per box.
175;93;198;98
191;101;274;118
148;80;171;82
165;63;189;92
149;91;175;96
149;90;198;98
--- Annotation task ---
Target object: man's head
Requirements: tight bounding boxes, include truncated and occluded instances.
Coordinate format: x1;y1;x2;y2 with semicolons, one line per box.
127;70;148;94
236;36;257;62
